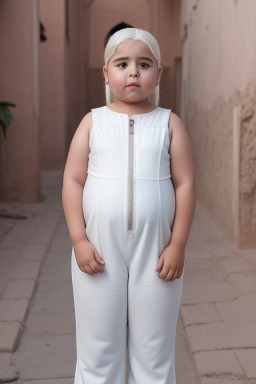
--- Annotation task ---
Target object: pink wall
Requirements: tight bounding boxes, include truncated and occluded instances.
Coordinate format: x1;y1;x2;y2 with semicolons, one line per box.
40;0;66;170
0;0;182;202
64;0;90;152
40;0;90;168
0;0;40;202
181;0;256;247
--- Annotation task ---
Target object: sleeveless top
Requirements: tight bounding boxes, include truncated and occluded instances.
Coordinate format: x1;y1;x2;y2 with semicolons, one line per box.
87;106;172;181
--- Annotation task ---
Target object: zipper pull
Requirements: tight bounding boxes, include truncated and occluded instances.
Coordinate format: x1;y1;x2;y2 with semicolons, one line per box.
129;118;134;134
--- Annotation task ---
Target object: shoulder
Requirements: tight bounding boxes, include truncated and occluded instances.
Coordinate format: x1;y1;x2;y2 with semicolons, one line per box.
68;111;92;153
74;111;92;139
75;111;92;129
79;111;92;127
168;111;185;140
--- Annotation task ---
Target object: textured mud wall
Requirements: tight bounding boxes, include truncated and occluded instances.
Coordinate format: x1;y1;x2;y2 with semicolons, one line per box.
187;81;256;247
186;93;233;242
240;84;256;247
181;0;256;247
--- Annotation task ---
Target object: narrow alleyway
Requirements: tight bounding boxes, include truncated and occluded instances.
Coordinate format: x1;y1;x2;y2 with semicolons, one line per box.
0;171;255;383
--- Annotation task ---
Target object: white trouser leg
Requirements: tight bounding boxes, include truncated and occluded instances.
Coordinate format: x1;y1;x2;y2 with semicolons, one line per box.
127;270;184;384
71;248;128;384
126;178;184;383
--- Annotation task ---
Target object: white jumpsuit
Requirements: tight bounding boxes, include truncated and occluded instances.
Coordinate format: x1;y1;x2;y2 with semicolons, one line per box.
71;105;185;384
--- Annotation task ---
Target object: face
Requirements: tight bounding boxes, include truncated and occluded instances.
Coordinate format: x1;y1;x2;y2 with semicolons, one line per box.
103;39;162;104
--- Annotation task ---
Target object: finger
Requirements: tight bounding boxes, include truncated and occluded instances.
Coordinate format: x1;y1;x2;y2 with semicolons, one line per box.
169;269;179;281
158;266;169;279
79;265;87;274
91;261;104;274
164;268;175;281
93;255;105;272
177;269;183;279
164;268;176;281
94;250;105;265
155;256;164;271
85;264;96;275
80;264;92;274
93;261;104;273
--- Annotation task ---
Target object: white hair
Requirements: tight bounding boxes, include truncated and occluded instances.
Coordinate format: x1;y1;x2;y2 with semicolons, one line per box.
104;28;161;106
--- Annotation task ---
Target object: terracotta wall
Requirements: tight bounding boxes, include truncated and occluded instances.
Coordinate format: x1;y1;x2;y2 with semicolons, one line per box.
40;0;66;170
0;0;40;202
0;0;182;202
40;0;91;168
64;0;91;153
156;0;182;113
181;0;256;247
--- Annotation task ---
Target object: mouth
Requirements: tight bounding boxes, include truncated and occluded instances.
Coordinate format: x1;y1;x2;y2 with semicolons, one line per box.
127;83;140;88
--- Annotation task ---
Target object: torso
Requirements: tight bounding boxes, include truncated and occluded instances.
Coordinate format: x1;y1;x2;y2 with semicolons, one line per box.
88;107;174;155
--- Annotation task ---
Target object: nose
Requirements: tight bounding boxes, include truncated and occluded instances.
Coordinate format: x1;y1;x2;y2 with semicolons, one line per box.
129;63;139;78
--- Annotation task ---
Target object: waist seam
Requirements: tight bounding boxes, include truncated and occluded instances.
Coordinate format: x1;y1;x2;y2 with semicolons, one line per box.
87;172;171;180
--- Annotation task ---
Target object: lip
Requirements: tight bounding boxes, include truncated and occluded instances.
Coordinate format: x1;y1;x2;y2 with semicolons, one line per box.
127;82;140;87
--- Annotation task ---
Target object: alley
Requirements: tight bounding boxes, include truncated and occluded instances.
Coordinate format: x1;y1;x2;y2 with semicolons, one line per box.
1;1;256;383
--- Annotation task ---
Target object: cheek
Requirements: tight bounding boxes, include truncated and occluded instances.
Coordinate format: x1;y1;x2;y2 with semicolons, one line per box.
109;71;124;88
143;72;157;88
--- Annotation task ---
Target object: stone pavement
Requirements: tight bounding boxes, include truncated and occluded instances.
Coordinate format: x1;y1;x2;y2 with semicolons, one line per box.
182;204;256;384
0;171;64;382
0;170;255;383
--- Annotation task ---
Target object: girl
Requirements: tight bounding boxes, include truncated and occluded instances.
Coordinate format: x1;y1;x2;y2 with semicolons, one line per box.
62;28;196;384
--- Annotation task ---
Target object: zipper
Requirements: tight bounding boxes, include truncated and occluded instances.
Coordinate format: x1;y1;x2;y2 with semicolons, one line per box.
128;117;134;230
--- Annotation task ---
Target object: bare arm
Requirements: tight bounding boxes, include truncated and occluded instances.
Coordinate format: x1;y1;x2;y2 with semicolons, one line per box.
155;112;196;281
62;112;105;275
169;112;197;248
62;112;92;245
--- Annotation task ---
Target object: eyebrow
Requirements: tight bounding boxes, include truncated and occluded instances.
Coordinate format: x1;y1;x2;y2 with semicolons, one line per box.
112;56;154;63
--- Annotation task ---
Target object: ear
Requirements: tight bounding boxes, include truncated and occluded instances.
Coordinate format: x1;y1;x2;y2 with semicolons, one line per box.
157;66;163;84
103;65;108;83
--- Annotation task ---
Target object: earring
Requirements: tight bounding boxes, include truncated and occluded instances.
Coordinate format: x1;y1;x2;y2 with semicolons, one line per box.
106;81;109;85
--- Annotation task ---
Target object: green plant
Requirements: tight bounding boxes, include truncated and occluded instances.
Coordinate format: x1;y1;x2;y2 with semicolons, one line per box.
0;101;16;138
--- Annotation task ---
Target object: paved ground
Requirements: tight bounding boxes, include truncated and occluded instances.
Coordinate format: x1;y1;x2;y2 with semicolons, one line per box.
0;170;255;384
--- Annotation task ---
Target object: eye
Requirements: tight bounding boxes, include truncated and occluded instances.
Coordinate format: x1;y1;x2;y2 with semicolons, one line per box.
118;62;127;68
140;63;149;68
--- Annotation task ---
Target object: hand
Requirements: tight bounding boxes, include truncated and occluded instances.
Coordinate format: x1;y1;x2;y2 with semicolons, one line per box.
74;238;105;275
155;242;185;281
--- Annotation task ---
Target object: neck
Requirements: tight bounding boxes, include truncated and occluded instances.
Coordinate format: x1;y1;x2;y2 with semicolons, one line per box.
111;99;155;114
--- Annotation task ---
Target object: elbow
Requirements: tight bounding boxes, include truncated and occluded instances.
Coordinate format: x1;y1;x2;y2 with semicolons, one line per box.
189;179;197;201
62;182;66;209
187;182;197;201
174;181;197;205
62;169;67;197
191;180;197;196
193;183;197;203
62;172;69;208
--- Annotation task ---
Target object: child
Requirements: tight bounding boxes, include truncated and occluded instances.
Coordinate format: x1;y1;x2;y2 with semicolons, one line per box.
62;27;196;384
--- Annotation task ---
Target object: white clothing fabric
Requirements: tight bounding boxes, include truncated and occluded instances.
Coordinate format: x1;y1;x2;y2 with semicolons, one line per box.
71;105;184;384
